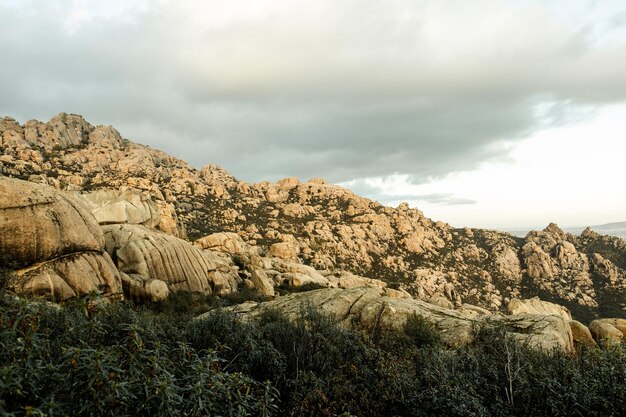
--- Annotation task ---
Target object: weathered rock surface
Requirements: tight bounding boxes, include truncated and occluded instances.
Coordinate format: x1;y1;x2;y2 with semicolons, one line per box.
569;320;598;348
522;224;597;308
589;319;625;345
79;188;161;228
15;252;122;301
0;177;122;300
507;297;572;321
213;287;574;352
102;224;238;299
331;271;387;291
119;272;170;302
194;232;255;255
0;177;104;268
2;114;625;321
267;241;300;261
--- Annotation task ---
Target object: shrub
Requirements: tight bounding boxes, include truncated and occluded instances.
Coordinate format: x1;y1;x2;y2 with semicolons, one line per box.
0;268;16;295
2;292;626;416
221;287;272;305
186;308;286;384
145;290;219;316
0;295;279;417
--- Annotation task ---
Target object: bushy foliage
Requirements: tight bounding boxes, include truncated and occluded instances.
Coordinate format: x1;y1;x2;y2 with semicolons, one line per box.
145;290;219;316
0;295;278;417
2;290;626;417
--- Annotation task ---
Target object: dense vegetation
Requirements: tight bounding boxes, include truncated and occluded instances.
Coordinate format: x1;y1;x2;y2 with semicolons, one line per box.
1;281;626;416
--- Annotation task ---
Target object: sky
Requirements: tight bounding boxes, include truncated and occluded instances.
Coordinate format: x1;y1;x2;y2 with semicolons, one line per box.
0;0;625;230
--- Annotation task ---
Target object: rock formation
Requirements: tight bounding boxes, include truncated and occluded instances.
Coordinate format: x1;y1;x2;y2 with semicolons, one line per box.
507;296;572;321
79;188;161;229
0;177;122;301
102;224;239;299
1;113;625;322
205;287;574;352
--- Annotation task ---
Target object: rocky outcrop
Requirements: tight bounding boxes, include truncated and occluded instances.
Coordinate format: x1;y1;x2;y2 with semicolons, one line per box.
1;114;625;321
79;188;161;228
0;177;104;268
569;320;597;348
213;287;574;352
15;252;121;301
589;319;625;346
78;188;186;239
194;232;255;255
102;224;239;299
245;259;275;297
507;297;572;321
0;177;122;300
330;271;388;291
267;241;300;261
119;272;170;302
522;224;596;307
0;114;188;238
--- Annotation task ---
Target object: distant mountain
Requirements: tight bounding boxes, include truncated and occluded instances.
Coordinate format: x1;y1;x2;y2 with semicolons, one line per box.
510;222;626;241
564;222;626;240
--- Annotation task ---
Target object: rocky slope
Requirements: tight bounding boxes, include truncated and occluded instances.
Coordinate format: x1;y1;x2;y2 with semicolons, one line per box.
2;113;625;321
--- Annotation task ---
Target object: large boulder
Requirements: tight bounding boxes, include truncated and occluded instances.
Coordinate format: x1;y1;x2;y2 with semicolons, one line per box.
507;297;572;321
0;177;122;301
333;271;387;291
16;252;122;301
0;177;103;268
79;188;161;228
589;320;624;346
212;287;573;352
102;224;238;299
486;314;573;352
119;272;170;302
79;189;186;239
195;232;252;255
569;320;598;348
267;258;330;289
592;318;626;337
267;241;300;261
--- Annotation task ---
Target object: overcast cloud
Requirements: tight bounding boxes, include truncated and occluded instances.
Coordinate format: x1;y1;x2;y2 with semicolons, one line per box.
1;0;625;226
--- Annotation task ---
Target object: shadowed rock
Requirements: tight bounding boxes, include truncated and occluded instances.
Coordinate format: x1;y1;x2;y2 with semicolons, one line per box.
0;177;122;301
204;287;574;352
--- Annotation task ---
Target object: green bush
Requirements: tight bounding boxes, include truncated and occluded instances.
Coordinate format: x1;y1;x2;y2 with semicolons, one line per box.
0;269;15;295
0;295;278;417
144;290;219;316
2;292;626;417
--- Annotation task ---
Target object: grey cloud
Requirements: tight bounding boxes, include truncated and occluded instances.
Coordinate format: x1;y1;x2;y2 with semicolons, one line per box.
394;194;478;206
2;0;626;186
339;180;476;207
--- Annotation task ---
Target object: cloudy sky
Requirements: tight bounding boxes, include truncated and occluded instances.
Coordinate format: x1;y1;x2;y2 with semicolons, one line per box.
1;0;625;230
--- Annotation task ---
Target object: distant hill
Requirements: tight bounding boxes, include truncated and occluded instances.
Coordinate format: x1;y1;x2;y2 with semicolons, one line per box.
510;222;626;241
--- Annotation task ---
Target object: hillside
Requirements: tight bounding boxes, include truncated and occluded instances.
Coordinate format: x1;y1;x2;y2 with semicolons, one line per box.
1;113;625;321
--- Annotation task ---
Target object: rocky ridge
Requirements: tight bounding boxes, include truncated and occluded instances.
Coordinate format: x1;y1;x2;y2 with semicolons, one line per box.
1;113;625;323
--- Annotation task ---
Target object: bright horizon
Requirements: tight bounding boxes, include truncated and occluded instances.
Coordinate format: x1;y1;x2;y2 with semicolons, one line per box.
342;102;626;230
1;0;625;230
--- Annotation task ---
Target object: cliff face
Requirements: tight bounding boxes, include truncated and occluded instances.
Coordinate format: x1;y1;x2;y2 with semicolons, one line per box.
2;113;625;321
